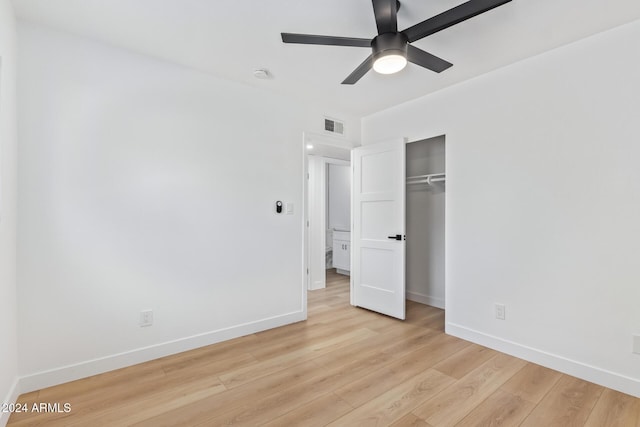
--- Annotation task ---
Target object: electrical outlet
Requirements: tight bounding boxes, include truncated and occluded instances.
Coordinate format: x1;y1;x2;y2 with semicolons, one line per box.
140;310;153;327
633;335;640;354
495;303;506;320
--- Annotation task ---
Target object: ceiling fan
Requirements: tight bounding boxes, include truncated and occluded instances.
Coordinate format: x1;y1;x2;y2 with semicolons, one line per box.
281;0;512;84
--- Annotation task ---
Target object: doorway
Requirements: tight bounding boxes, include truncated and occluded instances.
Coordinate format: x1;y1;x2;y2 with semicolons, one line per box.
406;136;446;309
350;136;446;319
303;132;354;301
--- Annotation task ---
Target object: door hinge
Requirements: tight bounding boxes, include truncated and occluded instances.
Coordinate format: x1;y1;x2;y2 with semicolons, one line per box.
306;268;309;274
307;220;309;227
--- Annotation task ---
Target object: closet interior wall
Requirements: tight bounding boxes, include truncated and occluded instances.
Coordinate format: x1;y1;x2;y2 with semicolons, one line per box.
406;136;446;309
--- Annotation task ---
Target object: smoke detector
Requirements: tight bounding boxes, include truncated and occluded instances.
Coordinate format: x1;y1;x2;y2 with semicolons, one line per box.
253;69;271;79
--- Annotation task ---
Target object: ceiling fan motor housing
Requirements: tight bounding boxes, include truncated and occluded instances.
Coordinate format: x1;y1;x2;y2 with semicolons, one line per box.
371;32;408;61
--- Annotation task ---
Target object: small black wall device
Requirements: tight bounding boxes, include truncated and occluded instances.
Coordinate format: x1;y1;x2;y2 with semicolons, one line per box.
276;201;283;213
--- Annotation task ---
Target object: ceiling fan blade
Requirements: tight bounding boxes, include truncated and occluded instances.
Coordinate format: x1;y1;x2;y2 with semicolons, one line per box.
406;45;452;73
372;0;397;35
402;0;512;43
342;55;374;85
281;33;371;48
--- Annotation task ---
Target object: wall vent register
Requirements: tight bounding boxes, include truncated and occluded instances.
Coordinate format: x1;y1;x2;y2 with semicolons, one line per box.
324;118;344;135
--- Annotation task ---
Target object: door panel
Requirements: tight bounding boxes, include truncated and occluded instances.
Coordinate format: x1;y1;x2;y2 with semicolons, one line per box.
361;201;395;240
361;151;397;193
352;139;406;319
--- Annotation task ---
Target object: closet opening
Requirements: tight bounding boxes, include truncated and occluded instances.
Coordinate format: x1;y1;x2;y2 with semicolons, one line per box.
406;135;446;310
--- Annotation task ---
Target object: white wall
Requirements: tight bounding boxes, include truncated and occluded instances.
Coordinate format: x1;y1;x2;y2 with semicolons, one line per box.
328;163;350;232
16;22;360;391
362;20;640;397
0;0;19;424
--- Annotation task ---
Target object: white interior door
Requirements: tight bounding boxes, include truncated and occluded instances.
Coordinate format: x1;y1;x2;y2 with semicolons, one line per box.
352;139;406;319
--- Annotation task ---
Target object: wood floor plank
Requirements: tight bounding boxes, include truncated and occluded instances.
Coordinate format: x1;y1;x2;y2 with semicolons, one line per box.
14;391;39;402
11;362;227;427
161;350;256;376
198;360;371;426
311;324;433;371
11;364;168;424
413;353;527;426
141;323;427;426
520;375;604;427
421;311;446;331
307;303;332;315
35;361;165;403
250;313;388;360
327;369;455;426
198;332;445;425
584;388;640;427
219;327;378;388
200;382;344;427
201;331;446;426
500;362;562;404
66;375;226;427
158;332;262;371
405;305;445;331
255;305;352;339
454;388;535;427
368;316;423;334
12;391;40;414
262;392;353;427
334;332;469;408
130;360;322;427
432;343;497;379
390;413;434;427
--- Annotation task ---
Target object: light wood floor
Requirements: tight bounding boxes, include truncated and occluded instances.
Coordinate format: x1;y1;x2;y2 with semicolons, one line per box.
9;270;640;426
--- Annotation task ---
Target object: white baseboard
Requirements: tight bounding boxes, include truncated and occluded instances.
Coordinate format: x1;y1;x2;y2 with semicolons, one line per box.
19;311;306;394
406;291;445;309
335;269;350;276
446;322;640;398
1;377;20;427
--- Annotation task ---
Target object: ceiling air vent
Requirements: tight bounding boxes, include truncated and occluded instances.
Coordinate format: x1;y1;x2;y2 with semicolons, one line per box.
324;117;345;136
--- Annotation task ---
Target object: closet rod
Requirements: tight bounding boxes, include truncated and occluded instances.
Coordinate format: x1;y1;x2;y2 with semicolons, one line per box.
406;173;446;186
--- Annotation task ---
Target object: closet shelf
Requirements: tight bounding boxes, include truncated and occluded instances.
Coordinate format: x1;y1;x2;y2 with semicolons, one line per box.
406;173;446;186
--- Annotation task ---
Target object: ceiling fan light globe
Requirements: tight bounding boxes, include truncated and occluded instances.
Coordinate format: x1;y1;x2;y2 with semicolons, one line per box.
373;54;407;74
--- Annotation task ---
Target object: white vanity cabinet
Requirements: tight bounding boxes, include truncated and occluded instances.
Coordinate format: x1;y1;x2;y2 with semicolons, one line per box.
332;230;351;274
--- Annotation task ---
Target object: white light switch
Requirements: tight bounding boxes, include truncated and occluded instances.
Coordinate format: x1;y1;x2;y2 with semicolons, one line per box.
285;202;294;215
633;335;640;354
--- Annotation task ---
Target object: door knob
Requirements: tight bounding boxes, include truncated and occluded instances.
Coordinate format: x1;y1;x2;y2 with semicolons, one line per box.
387;234;402;240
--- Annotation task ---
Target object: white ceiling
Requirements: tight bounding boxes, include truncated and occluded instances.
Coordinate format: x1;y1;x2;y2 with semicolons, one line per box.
12;0;640;117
